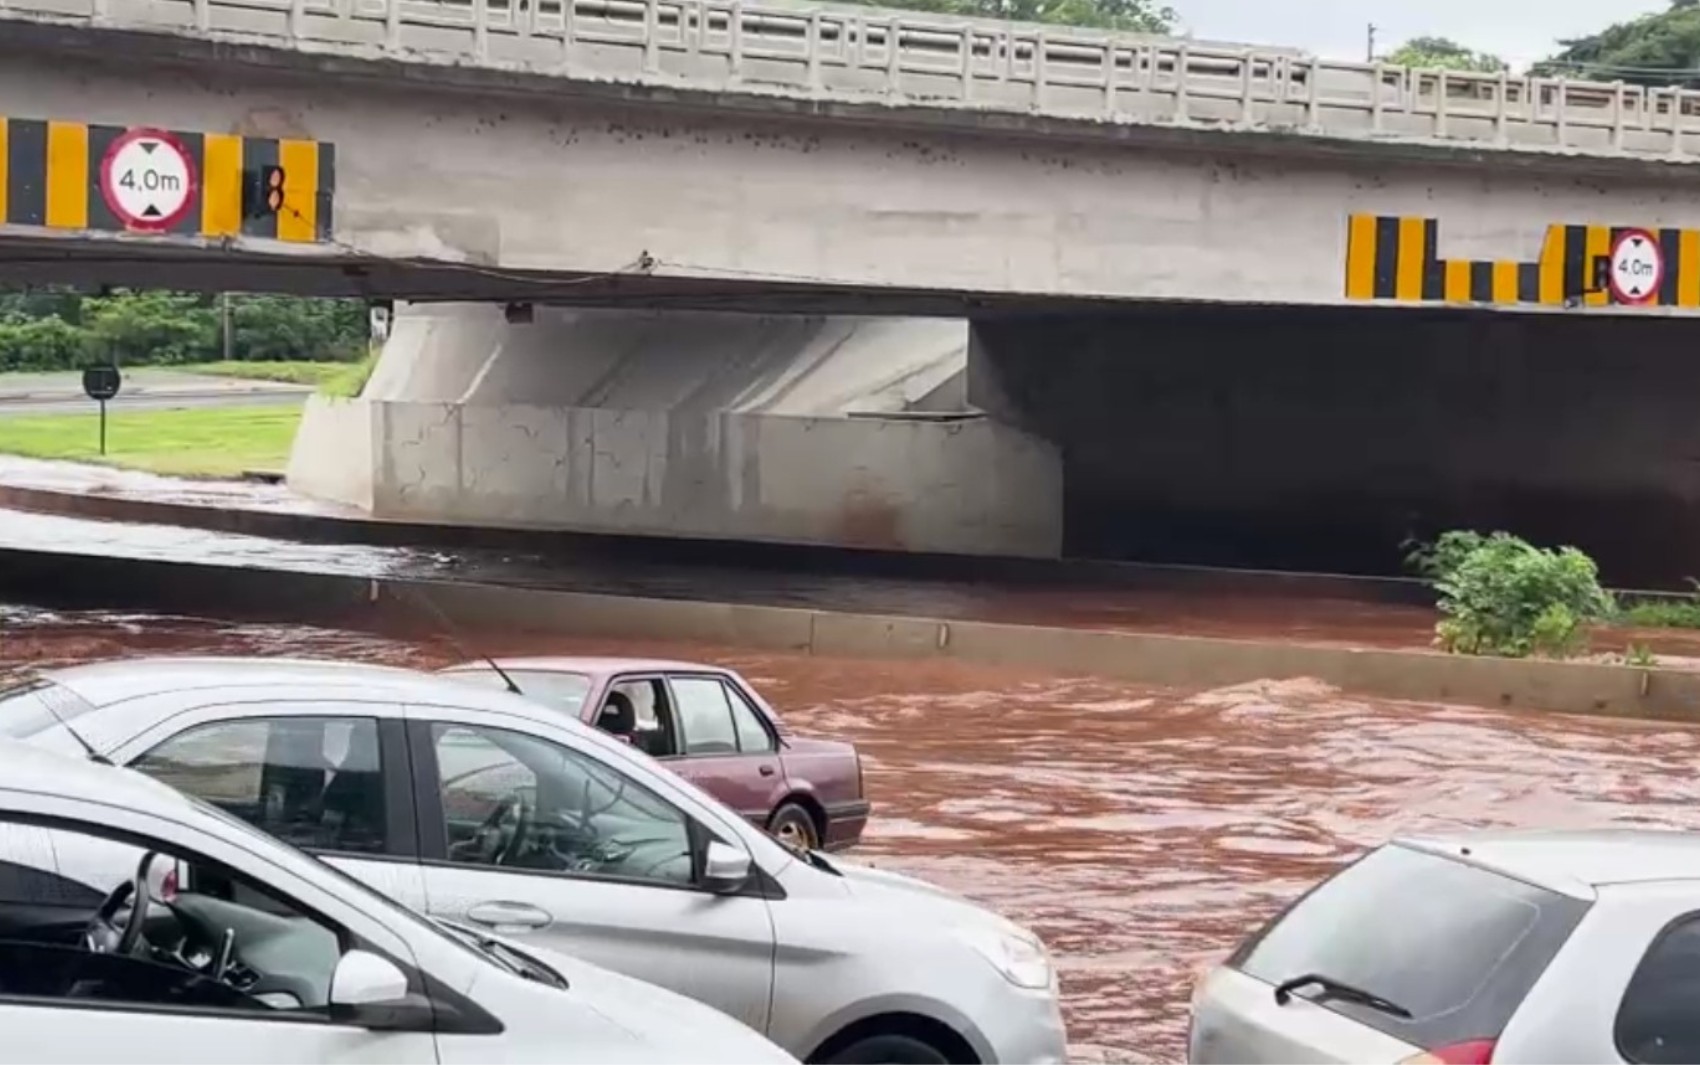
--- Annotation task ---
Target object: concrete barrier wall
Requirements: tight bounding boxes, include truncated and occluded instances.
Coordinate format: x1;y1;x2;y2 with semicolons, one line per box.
359;400;1062;556
3;546;1695;725
285;397;375;511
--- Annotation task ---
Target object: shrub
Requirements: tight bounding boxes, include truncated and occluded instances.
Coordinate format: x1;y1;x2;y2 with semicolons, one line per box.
1408;531;1615;658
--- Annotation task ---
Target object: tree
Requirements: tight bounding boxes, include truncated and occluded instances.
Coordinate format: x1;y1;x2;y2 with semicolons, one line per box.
1386;36;1507;74
0;286;369;370
841;0;1174;33
1534;0;1700;87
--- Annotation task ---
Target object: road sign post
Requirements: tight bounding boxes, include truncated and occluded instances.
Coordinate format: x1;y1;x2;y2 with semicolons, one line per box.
81;366;122;457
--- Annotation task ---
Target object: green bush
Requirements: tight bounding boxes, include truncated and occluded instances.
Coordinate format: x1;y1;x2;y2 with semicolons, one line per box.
1619;579;1700;630
0;288;368;370
1408;531;1615;658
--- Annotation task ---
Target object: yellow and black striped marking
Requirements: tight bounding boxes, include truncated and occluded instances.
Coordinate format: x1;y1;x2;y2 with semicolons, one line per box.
0;116;335;243
1345;214;1700;310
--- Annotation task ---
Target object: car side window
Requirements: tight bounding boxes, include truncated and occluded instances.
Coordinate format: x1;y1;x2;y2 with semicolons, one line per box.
670;678;740;756
600;678;680;758
0;814;349;1019
431;723;694;889
131;716;389;856
725;686;777;755
1618;914;1700;1063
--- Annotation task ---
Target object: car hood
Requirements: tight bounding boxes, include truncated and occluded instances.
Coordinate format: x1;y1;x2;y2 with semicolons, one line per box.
443;921;796;1063
828;857;1037;942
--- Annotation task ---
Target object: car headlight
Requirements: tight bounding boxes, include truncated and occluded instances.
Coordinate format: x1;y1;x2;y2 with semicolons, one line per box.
959;924;1053;990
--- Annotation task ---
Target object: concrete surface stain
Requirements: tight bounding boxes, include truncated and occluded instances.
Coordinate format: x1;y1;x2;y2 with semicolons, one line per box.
7;606;1700;1061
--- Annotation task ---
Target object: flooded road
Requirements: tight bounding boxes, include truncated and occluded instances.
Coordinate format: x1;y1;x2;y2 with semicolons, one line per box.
7;607;1700;1061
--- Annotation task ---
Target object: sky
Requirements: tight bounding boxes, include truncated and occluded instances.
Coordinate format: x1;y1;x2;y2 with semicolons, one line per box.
1171;0;1665;71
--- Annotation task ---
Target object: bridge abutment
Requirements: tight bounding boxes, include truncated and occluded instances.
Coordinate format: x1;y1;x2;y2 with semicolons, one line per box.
288;303;1063;557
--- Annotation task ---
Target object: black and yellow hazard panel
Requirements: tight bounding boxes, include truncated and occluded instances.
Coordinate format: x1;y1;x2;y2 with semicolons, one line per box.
1345;214;1700;309
0;115;335;244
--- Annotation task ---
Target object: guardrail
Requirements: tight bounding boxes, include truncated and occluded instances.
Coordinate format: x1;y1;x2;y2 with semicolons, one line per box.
8;0;1700;160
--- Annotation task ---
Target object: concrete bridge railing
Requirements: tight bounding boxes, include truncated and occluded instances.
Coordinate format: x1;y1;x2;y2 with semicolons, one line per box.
7;0;1700;160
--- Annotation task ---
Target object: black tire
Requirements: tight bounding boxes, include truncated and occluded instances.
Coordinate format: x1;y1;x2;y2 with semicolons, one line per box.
767;801;820;852
821;1034;952;1065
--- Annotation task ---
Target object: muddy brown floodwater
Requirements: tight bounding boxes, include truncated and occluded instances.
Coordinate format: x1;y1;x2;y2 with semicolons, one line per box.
8;606;1700;1062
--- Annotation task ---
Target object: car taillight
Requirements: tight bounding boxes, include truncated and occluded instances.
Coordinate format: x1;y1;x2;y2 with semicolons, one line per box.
1400;1040;1496;1065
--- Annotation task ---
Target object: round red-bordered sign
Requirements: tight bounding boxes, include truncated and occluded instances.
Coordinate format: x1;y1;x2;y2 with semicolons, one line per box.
1609;228;1665;306
99;127;198;232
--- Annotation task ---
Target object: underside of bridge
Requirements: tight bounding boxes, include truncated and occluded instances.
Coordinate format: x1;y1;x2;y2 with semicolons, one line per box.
272;296;1700;586
972;304;1700;587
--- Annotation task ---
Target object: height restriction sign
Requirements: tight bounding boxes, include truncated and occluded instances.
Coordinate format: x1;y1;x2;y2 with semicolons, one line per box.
99;128;198;232
1608;228;1664;306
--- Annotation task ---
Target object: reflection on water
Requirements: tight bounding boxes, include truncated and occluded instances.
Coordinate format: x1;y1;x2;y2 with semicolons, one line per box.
6;606;1700;1061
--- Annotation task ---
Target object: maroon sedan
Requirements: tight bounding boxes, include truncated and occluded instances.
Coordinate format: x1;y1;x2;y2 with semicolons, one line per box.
440;656;869;852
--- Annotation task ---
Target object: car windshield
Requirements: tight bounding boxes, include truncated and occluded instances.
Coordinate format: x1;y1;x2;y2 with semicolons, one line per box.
447;667;593;715
1229;842;1590;1049
182;790;514;972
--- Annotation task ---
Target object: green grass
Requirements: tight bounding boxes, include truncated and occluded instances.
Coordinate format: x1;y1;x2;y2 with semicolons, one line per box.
178;360;352;388
0;405;301;477
1620;596;1700;631
317;352;377;399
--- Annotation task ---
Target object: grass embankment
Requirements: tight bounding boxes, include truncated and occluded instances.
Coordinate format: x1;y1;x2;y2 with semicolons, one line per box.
0;405;301;478
180;358;374;395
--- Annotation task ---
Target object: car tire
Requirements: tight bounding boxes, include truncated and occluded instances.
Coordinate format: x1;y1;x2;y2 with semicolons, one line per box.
821;1034;952;1064
768;801;820;852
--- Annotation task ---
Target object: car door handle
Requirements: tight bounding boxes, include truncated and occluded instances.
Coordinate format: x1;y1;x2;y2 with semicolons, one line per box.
759;765;776;777
465;901;553;931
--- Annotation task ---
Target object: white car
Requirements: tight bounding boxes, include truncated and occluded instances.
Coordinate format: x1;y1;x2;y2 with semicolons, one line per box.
1;657;1069;1065
1192;831;1700;1064
0;737;795;1063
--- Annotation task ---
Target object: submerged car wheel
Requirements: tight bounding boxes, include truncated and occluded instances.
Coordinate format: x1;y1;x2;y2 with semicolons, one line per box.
821;1034;952;1064
768;801;820;852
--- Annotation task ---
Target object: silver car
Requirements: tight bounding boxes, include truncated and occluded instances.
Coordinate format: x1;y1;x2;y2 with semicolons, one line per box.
1192;831;1700;1064
0;657;1067;1065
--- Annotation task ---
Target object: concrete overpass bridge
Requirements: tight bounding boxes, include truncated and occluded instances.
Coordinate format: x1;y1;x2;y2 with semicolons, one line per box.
6;0;1700;312
8;0;1700;583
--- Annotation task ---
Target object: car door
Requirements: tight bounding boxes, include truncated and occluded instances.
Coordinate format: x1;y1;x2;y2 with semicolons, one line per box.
0;808;437;1064
405;705;777;1035
109;701;430;915
663;674;787;826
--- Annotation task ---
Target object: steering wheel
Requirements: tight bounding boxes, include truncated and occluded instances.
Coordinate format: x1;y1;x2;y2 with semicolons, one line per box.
84;851;157;957
469;793;533;865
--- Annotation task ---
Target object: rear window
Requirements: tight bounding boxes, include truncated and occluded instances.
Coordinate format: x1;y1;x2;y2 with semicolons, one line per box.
1230;843;1589;1049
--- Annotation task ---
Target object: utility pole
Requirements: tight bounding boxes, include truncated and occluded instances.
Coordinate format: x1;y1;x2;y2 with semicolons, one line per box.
1366;23;1378;62
221;292;233;361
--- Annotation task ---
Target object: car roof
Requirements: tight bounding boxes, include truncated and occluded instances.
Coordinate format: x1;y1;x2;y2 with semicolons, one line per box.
1401;830;1700;894
0;736;194;813
442;656;731;678
31;656;565;726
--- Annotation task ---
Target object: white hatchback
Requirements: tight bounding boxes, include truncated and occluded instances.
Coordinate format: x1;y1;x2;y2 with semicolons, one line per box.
0;738;794;1063
2;657;1069;1065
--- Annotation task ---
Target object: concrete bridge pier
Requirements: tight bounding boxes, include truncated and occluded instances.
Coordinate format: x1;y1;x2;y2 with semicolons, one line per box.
287;302;1064;558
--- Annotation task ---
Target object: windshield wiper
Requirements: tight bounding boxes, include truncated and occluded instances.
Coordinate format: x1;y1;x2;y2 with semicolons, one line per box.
1273;973;1413;1020
436;920;567;989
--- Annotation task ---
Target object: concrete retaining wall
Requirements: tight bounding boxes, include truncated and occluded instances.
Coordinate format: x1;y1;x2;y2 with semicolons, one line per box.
3;545;1694;725
290;398;1063;557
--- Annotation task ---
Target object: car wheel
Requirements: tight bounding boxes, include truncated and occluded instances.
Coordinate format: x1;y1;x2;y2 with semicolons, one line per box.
821;1034;951;1064
768;802;820;852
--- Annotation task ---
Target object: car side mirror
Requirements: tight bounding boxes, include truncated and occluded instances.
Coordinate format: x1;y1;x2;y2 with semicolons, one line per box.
701;841;752;895
329;950;422;1028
